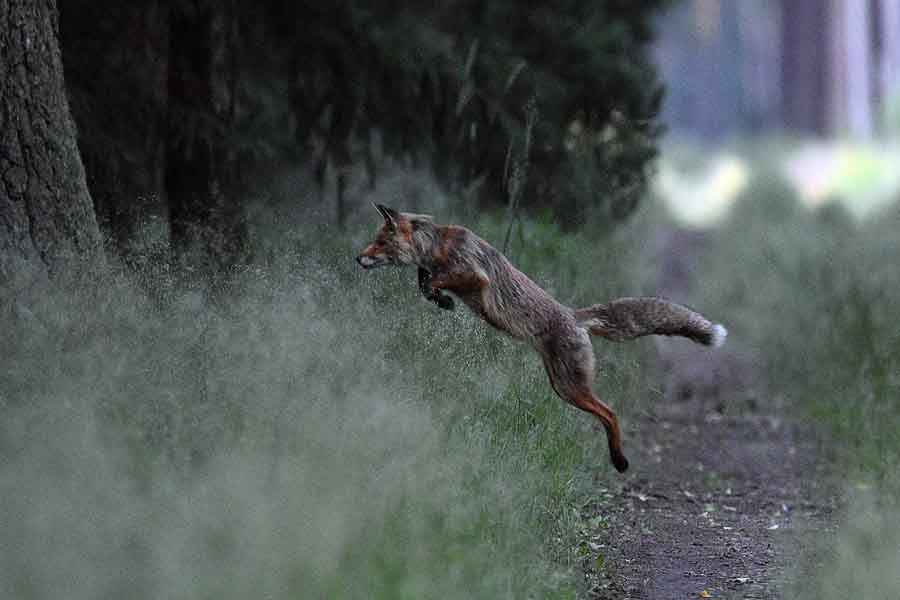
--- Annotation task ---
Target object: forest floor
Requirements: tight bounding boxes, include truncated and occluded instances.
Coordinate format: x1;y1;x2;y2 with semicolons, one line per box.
583;350;840;600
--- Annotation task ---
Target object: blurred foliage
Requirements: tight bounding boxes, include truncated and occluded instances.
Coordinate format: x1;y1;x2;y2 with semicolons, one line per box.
60;0;672;260
695;170;900;478
268;0;670;226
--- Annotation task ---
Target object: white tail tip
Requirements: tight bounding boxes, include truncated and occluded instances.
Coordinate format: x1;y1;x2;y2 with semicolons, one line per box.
710;323;728;347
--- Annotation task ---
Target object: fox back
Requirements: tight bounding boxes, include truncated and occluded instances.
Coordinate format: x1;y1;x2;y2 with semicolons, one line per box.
357;204;572;342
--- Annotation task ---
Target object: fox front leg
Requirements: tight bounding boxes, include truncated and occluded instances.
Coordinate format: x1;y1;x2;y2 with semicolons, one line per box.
428;269;489;294
418;267;455;311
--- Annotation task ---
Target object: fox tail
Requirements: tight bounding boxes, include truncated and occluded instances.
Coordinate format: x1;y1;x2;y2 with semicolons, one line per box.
574;296;727;347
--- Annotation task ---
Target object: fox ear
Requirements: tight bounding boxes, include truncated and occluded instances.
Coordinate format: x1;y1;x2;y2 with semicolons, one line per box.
372;202;399;230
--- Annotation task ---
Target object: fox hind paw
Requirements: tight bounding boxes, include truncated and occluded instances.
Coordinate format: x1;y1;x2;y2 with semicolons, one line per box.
611;452;629;473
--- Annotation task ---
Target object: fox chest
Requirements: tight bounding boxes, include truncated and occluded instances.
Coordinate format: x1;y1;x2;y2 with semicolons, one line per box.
457;288;534;340
454;290;506;333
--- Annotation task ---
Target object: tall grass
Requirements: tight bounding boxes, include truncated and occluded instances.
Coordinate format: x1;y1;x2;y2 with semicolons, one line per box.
0;200;652;599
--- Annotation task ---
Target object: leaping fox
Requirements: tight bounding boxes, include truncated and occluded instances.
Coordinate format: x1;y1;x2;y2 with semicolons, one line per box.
357;204;726;472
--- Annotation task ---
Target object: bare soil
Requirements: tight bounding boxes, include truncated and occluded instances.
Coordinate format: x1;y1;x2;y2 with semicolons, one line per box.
582;359;839;600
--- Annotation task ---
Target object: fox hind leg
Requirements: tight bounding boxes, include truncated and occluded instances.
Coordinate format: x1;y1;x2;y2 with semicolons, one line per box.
567;389;629;473
540;333;629;473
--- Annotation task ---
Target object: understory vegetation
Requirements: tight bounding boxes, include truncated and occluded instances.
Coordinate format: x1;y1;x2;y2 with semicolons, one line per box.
0;190;654;599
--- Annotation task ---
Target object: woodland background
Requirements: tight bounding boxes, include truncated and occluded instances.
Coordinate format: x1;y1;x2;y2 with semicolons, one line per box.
2;1;900;598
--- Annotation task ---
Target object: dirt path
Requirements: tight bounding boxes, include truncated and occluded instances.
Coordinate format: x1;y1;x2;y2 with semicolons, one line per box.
582;228;839;599
585;389;837;599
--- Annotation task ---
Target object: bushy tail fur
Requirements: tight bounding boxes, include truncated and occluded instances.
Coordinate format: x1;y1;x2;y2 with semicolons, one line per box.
574;296;727;347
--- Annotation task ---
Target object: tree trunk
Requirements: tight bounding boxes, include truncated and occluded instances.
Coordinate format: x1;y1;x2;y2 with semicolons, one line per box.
736;2;782;133
0;0;103;299
165;0;244;274
60;0;169;265
840;0;874;137
781;0;830;134
879;0;900;111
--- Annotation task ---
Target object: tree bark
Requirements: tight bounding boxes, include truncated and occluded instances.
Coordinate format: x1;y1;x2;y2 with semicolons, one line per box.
0;0;103;298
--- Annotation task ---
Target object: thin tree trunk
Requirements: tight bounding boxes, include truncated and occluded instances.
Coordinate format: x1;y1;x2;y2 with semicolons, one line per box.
842;0;874;137
0;0;103;299
880;0;900;108
165;0;244;274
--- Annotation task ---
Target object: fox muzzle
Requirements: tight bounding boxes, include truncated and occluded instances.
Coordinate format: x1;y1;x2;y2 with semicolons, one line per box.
356;254;385;269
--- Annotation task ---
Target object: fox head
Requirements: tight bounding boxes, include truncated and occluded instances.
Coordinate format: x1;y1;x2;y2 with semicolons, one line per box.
357;203;434;269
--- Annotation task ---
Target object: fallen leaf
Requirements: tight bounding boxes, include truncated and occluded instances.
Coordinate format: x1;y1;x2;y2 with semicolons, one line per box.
699;590;711;598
